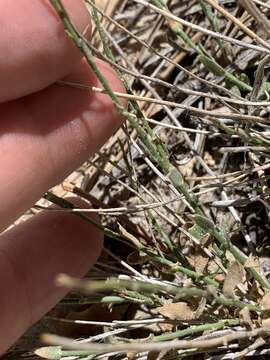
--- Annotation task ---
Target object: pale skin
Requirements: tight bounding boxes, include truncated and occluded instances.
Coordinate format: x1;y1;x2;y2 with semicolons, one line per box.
0;0;124;354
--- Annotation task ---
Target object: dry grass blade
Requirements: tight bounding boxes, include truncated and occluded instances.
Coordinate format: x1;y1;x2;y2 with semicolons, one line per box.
43;327;270;353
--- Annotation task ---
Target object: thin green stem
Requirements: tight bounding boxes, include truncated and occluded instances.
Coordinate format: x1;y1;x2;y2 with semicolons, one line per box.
58;275;261;311
151;0;252;91
153;319;240;341
49;0;270;291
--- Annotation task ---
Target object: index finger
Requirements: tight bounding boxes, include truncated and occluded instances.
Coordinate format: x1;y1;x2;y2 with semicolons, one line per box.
0;0;91;103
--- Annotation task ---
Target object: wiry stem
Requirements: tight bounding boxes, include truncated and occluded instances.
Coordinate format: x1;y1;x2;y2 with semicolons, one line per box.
49;0;270;291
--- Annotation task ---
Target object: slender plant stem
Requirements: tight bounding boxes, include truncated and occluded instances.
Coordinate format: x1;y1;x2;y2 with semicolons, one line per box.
49;0;270;291
153;319;240;341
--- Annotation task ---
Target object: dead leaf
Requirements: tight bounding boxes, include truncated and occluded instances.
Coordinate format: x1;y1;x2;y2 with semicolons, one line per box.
260;292;270;310
157;322;174;332
156;302;194;321
127;251;149;265
239;307;253;329
188;250;209;274
223;261;245;298
262;317;270;327
244;254;261;270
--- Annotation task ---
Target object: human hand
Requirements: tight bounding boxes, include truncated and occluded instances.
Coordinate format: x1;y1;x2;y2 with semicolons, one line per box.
0;0;124;354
